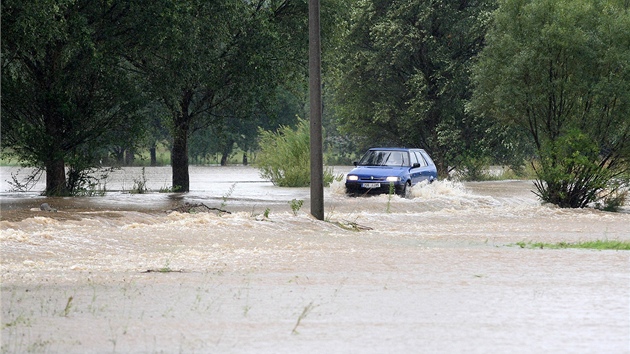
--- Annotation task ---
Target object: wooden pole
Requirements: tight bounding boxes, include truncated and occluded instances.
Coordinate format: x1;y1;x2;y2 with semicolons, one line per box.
309;0;324;220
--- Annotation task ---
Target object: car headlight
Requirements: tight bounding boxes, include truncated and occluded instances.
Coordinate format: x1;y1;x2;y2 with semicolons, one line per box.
347;175;359;181
386;176;400;182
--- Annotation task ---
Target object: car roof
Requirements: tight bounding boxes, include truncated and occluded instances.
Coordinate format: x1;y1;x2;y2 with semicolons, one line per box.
368;147;425;152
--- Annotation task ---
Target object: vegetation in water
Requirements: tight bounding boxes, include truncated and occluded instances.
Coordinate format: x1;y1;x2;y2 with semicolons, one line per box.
257;119;341;187
515;240;630;251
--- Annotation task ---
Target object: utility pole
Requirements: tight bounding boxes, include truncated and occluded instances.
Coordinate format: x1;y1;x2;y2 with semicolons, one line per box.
309;0;324;220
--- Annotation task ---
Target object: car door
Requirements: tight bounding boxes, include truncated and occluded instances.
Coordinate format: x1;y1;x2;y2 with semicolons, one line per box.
409;151;423;185
413;151;432;183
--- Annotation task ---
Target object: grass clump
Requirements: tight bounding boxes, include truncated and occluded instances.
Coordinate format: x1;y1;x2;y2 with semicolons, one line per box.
516;240;630;250
220;183;237;211
289;199;303;216
386;182;395;213
130;167;149;194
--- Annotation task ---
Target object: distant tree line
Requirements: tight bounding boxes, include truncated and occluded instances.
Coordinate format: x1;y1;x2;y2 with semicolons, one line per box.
2;0;628;208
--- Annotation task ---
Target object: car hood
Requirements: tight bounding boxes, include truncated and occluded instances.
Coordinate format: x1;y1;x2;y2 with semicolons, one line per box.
347;166;408;178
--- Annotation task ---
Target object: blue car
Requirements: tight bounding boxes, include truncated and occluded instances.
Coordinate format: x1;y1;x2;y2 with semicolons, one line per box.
345;147;438;196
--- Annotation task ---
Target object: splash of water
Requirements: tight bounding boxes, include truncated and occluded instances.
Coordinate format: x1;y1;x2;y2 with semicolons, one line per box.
410;180;469;199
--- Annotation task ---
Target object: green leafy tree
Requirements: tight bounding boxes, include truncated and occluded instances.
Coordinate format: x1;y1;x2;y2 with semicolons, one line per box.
471;0;630;208
1;0;145;195
126;0;308;192
332;0;500;177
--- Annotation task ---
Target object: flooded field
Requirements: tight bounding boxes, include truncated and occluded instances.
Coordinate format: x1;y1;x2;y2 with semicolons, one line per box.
1;166;629;353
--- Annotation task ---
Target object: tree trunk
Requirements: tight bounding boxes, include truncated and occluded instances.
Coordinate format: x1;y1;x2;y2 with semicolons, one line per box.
112;147;125;165
170;90;195;192
43;102;68;195
125;148;135;166
220;153;228;166
150;145;157;166
45;158;67;196
220;139;234;166
171;129;190;192
171;102;191;192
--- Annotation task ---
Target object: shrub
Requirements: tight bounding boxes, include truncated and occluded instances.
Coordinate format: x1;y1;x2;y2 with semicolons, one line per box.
533;130;618;208
257;118;338;187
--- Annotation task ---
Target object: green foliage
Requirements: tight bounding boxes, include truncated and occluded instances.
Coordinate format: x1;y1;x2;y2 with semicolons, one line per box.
130;167;149;194
332;0;503;177
2;0;319;195
257;119;309;187
126;0;311;192
516;240;630;251
454;155;493;181
533;130;614;207
289;199;304;216
72;182;107;197
386;182;396;213
471;0;630;208
220;183;237;211
188;86;307;166
65;165;114;197
1;0;147;195
257;119;337;187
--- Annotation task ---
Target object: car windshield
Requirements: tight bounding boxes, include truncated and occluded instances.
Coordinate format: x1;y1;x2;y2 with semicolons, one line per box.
358;150;408;167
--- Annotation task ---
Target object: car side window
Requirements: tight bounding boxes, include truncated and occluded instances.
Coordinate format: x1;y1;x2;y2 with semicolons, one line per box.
415;152;428;167
410;151;419;166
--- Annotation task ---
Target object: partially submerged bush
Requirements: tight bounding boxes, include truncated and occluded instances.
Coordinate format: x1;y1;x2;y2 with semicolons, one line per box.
257;118;338;187
533;130;626;208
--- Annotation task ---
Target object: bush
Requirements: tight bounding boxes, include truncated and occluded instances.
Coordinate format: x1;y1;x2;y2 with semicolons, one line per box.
257;118;338;187
533;130;616;208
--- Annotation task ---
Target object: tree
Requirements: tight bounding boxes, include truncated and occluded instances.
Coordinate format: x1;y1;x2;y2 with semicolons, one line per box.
126;0;308;192
1;0;145;195
332;0;499;178
471;0;630;208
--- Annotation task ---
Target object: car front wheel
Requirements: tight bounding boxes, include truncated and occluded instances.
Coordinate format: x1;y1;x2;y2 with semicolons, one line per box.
398;181;412;198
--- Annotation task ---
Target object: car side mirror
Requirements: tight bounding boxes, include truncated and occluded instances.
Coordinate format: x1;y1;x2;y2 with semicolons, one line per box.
412;163;421;168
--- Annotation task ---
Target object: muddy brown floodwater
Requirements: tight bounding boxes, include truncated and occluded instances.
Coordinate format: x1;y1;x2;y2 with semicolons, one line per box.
1;166;629;353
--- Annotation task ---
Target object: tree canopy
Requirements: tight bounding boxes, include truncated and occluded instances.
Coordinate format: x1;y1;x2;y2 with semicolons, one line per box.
332;0;501;177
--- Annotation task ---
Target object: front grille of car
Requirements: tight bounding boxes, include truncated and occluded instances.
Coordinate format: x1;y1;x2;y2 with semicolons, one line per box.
357;176;387;181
